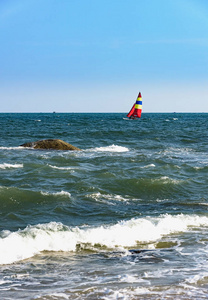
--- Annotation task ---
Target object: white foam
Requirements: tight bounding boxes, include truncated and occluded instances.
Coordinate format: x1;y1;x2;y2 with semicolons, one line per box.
185;274;205;284
152;176;182;184
160;147;193;156
35;293;68;300
48;164;76;171
0;163;23;169
1;214;208;265
88;192;128;203
91;144;129;152
118;274;149;284
194;165;208;170
103;287;151;299
41;191;71;198
0;147;23;150
141;164;156;168
160;147;205;164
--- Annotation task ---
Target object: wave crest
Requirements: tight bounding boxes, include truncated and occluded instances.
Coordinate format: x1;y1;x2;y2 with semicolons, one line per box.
1;214;208;265
0;163;23;169
91;144;129;152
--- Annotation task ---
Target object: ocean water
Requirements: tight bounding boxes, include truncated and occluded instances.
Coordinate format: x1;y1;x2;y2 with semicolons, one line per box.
0;112;208;299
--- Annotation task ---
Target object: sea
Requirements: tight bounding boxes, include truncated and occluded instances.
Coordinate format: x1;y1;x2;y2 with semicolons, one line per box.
0;112;208;300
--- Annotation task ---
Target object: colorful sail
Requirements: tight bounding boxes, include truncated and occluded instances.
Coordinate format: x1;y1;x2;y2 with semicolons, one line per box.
127;92;142;119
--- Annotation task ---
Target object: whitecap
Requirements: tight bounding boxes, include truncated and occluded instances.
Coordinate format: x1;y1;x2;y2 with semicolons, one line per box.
41;191;71;198
118;274;149;284
102;287;152;299
152;176;182;184
48;164;76;171
91;144;129;152
0;147;23;150
87;192;129;203
194;165;208;170
1;214;208;264
0;163;23;169
185;274;205;284
141;164;156;169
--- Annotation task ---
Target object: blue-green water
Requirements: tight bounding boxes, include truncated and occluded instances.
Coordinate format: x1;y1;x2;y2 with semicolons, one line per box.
0;113;208;299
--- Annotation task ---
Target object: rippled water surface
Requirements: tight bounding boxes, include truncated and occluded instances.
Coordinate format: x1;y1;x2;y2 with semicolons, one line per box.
0;113;208;299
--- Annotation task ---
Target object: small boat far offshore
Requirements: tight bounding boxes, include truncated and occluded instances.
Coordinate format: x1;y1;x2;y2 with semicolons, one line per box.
127;92;142;119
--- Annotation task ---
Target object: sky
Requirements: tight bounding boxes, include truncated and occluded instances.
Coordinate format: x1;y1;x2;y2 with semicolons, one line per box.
0;0;208;113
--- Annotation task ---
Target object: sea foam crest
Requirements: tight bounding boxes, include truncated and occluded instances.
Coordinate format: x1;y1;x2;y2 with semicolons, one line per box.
0;163;23;169
0;147;23;150
152;176;182;184
48;164;76;171
41;190;71;197
88;192;129;203
92;144;129;152
1;214;208;265
141;164;156;169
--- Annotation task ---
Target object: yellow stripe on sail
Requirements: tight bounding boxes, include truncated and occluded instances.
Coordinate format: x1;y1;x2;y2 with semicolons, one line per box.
135;104;142;109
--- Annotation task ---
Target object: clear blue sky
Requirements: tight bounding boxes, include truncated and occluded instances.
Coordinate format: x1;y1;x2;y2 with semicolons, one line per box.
0;0;208;112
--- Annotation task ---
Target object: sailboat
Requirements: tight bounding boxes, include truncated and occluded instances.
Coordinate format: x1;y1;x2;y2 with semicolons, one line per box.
127;92;142;119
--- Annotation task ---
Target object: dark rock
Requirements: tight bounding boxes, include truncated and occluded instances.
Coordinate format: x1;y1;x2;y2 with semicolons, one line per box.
129;249;152;254
20;139;81;151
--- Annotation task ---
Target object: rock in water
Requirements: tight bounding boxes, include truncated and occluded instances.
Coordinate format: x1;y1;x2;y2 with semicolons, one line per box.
20;139;81;151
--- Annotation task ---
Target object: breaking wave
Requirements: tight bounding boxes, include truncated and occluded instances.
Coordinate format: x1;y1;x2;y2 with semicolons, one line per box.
91;144;129;152
48;164;76;171
0;163;23;169
0;146;23;150
40;190;71;198
1;213;208;265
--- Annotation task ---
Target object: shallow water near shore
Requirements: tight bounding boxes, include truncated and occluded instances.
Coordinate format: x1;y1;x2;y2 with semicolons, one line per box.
0;112;208;299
